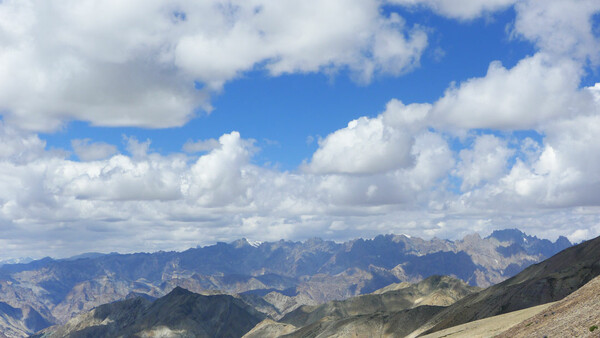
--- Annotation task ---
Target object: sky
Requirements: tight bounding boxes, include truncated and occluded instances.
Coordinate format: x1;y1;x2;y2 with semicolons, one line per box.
1;0;600;260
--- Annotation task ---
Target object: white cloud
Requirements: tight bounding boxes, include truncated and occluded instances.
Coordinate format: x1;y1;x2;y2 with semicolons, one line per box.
185;132;256;207
432;53;586;130
71;139;118;161
406;131;454;192
455;135;514;191
0;119;456;258
512;0;600;63
305;116;414;174
451;104;600;211
0;0;428;131
0;122;46;163
58;155;186;201
390;0;600;64
183;138;221;153
389;0;517;20
1;111;600;259
305;100;430;175
125;136;151;158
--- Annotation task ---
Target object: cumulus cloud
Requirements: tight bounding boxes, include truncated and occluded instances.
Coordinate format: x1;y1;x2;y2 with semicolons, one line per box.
0;117;458;258
432;53;585;130
512;0;600;63
183;138;221;153
71;139;118;161
0;0;428;131
304;100;430;174
125;136;151;158
59;155;186;201
445;103;600;214
454;134;514;191
404;131;454;193
0;122;47;163
305;116;414;174
389;0;517;20
185;132;256;207
2;103;600;259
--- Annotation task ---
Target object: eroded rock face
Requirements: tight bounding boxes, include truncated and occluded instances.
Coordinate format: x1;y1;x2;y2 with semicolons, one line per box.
0;229;571;336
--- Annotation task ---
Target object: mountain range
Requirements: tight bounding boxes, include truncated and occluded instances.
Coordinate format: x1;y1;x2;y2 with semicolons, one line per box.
0;229;572;336
35;233;600;337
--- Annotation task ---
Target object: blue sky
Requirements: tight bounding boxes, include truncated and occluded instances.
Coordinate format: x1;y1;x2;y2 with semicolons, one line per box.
1;0;600;259
43;6;537;170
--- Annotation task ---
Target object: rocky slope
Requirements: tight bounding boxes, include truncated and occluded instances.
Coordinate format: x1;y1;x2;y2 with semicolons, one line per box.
242;275;478;338
418;302;555;338
283;305;446;338
0;229;571;336
32;287;265;338
278;275;478;329
0;303;49;338
418;275;600;337
497;274;600;337
411;234;600;336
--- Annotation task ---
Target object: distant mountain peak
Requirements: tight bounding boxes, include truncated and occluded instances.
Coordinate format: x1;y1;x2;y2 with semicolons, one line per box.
555;235;571;246
487;228;527;242
166;286;193;297
231;238;262;248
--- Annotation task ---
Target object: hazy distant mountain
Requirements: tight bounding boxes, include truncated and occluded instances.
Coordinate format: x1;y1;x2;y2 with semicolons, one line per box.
33;287;265;338
0;229;571;336
0;302;49;338
0;258;33;267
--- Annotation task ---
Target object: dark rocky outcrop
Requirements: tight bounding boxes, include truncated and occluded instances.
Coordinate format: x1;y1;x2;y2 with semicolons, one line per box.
33;287;265;338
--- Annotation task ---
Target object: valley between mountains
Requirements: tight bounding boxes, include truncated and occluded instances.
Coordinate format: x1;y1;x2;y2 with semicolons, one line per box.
0;229;583;337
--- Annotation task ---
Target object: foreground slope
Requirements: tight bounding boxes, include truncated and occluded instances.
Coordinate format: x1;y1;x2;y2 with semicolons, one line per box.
419;303;555;338
33;287;265;338
420;275;600;337
497;274;600;337
412;234;600;336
